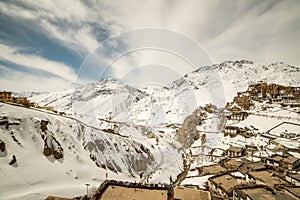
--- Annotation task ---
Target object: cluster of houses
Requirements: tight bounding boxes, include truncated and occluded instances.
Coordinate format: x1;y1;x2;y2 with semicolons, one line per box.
0;91;34;107
0;90;54;111
193;151;300;199
226;82;300;111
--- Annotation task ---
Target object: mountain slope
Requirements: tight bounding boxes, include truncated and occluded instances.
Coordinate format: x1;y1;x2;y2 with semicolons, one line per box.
29;60;300;126
0;103;182;199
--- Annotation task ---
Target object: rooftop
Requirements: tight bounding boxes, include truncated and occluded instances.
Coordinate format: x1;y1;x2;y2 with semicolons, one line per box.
248;171;288;187
246;162;266;170
223;159;244;170
283;186;300;199
228;146;244;153
174;186;211;200
288;173;300;181
209;173;246;194
100;185;169;200
238;187;296;200
202;164;228;175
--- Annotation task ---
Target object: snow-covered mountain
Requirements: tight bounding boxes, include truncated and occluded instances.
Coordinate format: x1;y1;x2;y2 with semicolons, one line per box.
0;103;182;199
2;60;300;199
30;60;300;127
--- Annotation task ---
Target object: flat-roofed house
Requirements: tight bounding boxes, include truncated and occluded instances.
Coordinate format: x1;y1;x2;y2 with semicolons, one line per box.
173;186;211;200
286;173;300;186
282;186;300;200
266;154;300;170
0;91;13;102
226;146;246;157
223;159;244;171
244;162;266;173
233;185;298;200
200;164;228;175
208;173;246;198
246;170;288;188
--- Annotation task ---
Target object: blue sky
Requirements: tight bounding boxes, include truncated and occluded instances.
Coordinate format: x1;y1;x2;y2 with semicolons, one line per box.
1;0;300;92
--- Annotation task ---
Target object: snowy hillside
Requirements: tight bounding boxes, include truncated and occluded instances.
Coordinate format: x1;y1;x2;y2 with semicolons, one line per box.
0;103;182;200
29;60;300;127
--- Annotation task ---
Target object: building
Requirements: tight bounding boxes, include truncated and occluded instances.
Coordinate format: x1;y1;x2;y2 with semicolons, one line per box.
37;106;55;111
226;111;249;121
223;126;253;138
223;158;244;171
173;186;211;200
226;146;246;157
244;162;266;173
0;91;13;102
199;164;228;175
282;186;300;199
94;180;173;200
246;170;288;188
13;97;30;106
286;173;300;186
208;173;246;198
233;185;298;200
266;154;300;170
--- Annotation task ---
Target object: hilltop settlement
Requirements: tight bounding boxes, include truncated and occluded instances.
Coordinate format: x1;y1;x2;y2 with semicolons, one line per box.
1;81;300;200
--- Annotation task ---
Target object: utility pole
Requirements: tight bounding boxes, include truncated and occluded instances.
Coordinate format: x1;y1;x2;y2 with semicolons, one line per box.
85;183;90;198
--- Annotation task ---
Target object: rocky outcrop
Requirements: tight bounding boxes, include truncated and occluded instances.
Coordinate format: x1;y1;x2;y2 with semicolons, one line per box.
0;139;5;152
43;134;63;159
40;119;63;159
177;112;202;148
9;155;17;166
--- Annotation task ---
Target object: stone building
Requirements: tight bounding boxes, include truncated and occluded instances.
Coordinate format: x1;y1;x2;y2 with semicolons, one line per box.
0;91;13;102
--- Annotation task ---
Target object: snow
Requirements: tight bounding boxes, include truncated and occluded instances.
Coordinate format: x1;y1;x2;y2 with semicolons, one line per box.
181;175;212;188
29;61;300;128
0;103;182;199
2;60;300;199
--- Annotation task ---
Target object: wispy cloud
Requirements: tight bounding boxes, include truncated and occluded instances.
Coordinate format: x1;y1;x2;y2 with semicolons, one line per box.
0;44;77;82
0;64;74;92
0;0;300;92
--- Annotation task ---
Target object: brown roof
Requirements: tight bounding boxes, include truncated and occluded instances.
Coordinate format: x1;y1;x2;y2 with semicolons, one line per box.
283;186;300;199
246;162;266;170
209;173;246;195
288;173;300;181
248;171;288;187
283;156;299;164
174;186;211;200
100;185;168;200
238;187;296;200
223;159;244;170
228;146;244;153
202;164;228;175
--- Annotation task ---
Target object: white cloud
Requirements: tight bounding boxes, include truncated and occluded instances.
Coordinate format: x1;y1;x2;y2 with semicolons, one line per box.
1;0;300;92
0;65;73;92
0;44;77;82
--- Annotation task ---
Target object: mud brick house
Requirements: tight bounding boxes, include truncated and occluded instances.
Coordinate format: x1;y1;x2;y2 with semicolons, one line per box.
208;173;246;198
233;185;298;200
244;162;266;173
266;154;300;170
199;164;228;175
0;91;13;102
286;173;300;186
245;170;288;188
222;158;244;171
226;111;249;121
281;186;300;199
225;146;246;157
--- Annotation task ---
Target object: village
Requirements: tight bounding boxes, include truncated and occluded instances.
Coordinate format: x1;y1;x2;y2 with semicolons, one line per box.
0;91;66;115
172;82;300;200
2;82;300;200
44;82;300;200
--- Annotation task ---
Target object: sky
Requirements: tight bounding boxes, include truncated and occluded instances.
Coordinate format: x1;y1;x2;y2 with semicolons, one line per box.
0;0;300;92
